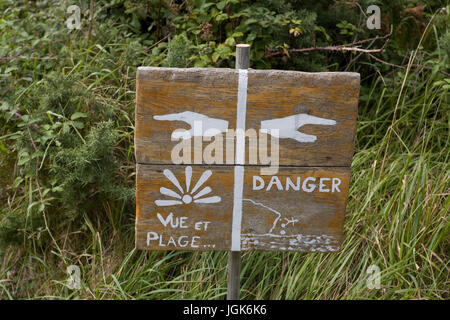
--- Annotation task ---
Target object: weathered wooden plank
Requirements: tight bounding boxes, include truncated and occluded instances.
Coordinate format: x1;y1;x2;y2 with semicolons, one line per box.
246;70;359;168
136;164;350;251
240;167;350;252
135;67;359;167
136;164;233;251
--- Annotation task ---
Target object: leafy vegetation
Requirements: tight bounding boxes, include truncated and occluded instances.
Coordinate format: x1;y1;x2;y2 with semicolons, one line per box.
0;0;448;299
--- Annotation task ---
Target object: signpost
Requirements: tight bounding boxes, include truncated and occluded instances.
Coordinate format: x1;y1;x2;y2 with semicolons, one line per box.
134;44;359;298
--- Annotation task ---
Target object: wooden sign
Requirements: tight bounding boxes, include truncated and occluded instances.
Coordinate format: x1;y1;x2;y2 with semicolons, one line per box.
135;67;359;252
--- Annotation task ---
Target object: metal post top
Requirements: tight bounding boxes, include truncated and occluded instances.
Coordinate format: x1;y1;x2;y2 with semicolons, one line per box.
235;44;250;70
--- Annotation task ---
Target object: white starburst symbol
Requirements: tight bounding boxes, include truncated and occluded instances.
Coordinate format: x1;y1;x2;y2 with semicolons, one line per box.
155;166;222;206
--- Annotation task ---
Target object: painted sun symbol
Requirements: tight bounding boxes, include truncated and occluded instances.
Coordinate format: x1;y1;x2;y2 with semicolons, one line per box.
155;166;221;206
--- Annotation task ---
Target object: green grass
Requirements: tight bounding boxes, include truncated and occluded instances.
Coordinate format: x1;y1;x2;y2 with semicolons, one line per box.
0;1;448;300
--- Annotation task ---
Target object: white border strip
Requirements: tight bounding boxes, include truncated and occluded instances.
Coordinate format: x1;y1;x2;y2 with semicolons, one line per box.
231;166;244;251
231;69;248;251
235;70;248;165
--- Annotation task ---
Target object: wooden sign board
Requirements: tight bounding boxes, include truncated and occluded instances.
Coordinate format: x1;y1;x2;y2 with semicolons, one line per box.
135;67;359;252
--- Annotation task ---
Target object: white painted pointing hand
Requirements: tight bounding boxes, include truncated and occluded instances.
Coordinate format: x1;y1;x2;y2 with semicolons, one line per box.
260;113;336;143
154;111;336;143
154;111;229;140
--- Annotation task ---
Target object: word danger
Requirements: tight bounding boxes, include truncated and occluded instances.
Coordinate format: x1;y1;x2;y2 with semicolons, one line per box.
253;175;342;192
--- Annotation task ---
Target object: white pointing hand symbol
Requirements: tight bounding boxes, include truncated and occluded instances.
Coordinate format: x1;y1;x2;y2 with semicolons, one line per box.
154;111;229;140
260;113;336;143
154;111;336;143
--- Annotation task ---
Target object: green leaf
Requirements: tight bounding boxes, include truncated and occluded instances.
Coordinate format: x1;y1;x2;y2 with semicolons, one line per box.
212;52;220;63
70;112;87;120
200;54;211;63
0;101;10;111
4;66;18;74
72;121;85;129
0;141;6;153
224;37;235;46
62;122;70;134
46;111;64;119
13;177;24;188
314;26;331;41
18;155;30;166
215;13;228;23
152;47;160;55
244;18;258;25
247;33;257;42
52;186;64;192
216;1;227;10
31;151;43;159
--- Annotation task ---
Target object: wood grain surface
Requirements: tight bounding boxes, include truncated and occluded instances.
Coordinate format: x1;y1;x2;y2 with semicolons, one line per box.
136;164;350;251
135;67;359;167
135;67;359;252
